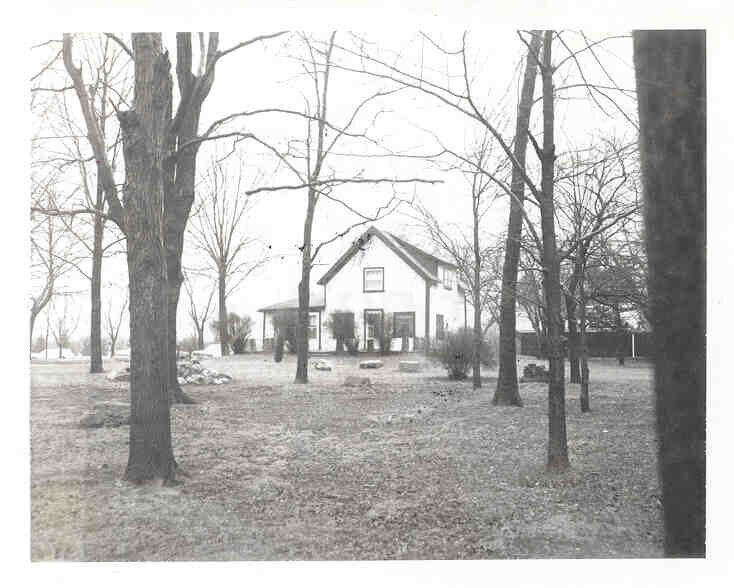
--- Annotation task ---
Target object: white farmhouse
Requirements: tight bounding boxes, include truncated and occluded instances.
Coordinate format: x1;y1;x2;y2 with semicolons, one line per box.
258;226;469;353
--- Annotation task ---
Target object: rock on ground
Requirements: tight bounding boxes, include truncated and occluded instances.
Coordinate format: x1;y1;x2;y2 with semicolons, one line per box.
359;360;383;369
312;359;332;371
344;376;371;387
177;359;232;385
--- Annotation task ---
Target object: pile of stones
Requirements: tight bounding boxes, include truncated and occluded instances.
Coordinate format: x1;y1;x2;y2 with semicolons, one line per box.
105;359;232;386
520;363;550;383
177;359;232;385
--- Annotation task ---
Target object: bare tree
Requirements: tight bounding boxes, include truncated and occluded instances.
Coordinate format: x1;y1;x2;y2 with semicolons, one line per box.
29;180;81;356
31;35;129;373
50;297;80;358
240;32;439;383
494;31;543;406
633;29;705;557
411;135;504;389
182;272;215;350
186;151;269;355
104;289;128;358
554;138;641;408
59;31;286;482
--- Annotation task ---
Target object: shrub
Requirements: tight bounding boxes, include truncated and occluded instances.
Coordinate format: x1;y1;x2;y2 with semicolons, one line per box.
440;328;474;380
439;328;498;378
345;336;360;355
249;339;257;352
324;310;356;354
231;334;248;354
272;309;298;354
273;335;285;362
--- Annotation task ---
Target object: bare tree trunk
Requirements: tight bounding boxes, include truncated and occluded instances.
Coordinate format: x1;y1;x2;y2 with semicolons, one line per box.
89;188;104;373
565;292;580;383
296;194;316;384
614;302;626;365
539;31;569;472
30;312;37;357
217;269;229;356
472;204;482;389
494;31;541;407
122;33;176;484
634;29;705;557
579;277;590;412
109;336;116;358
472;294;482;389
197;326;205;350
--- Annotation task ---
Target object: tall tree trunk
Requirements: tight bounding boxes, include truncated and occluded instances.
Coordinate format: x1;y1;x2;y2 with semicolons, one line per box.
163;33;216;404
109;336;116;358
217;269;229;356
472;293;482;389
121;33;176;484
295;194;316;384
539;31;569;472
197;326;205;350
634;29;705;557
579;276;590;412
565;292;580;383
29;312;37;357
472;205;482;389
89;186;104;373
614;302;626;365
493;31;541;406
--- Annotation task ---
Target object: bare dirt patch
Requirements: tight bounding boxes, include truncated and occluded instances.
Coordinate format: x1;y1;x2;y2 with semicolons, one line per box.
30;354;662;560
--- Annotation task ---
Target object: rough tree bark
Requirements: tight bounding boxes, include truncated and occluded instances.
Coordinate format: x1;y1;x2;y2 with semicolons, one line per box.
120;33;176;483
89;170;105;373
163;33;218;405
578;272;590;413
539;31;569;472
493;31;541;406
472;208;482;389
633;29;705;557
295;194;316;383
217;268;229;356
565;291;580;383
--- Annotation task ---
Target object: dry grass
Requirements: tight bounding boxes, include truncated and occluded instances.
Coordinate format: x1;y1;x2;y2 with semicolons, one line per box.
30;354;663;560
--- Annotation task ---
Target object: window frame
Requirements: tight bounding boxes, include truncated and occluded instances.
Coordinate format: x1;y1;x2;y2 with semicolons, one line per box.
441;266;454;290
363;266;385;293
436;314;445;340
363;308;384;342
308;312;318;340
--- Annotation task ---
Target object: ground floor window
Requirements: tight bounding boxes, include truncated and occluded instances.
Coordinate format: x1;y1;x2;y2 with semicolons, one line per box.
393;312;415;338
436;314;445;340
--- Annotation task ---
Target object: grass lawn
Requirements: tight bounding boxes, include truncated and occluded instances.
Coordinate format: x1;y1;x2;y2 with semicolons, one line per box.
30;353;663;560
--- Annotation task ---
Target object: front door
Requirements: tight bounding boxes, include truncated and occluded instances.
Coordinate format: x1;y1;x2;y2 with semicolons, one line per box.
364;309;384;352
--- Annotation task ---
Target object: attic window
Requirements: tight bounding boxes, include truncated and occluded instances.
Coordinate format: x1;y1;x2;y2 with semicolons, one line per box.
363;267;384;292
441;266;454;289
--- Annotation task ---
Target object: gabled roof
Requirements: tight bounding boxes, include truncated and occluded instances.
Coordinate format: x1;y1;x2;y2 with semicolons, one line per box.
257;291;325;312
387;232;457;275
316;226;456;286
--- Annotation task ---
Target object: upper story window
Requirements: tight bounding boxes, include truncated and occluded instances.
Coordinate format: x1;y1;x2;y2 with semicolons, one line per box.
441;265;454;289
363;267;384;292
